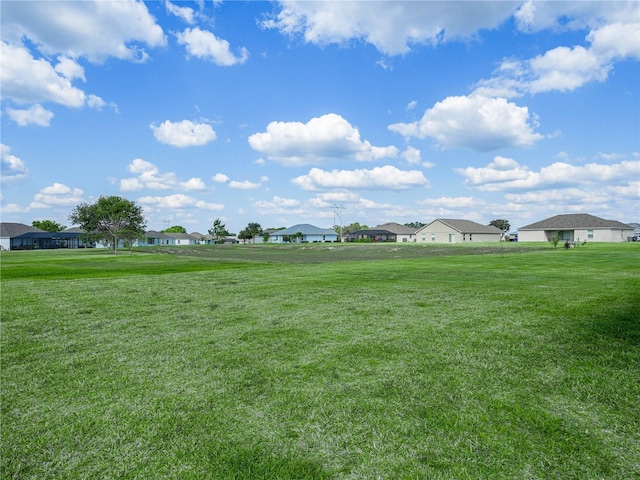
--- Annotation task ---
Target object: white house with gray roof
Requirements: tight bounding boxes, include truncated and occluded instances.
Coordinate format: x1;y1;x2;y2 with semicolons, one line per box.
347;222;418;243
268;224;338;243
518;214;634;243
415;219;502;243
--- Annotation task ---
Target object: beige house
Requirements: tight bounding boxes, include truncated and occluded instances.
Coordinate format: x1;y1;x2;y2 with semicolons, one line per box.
415;219;502;243
518;213;634;243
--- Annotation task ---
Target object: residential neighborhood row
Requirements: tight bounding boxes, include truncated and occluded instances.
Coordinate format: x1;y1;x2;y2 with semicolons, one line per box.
2;213;638;251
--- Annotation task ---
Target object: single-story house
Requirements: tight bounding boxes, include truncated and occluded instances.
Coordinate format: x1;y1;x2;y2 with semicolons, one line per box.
518;213;634;243
347;222;418;243
0;222;91;250
415;219;502;243
268;224;338;243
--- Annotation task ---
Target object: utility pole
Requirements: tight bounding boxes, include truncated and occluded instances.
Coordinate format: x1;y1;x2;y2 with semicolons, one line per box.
331;204;345;241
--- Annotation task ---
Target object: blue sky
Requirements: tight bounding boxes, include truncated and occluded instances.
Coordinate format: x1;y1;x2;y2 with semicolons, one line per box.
1;1;639;234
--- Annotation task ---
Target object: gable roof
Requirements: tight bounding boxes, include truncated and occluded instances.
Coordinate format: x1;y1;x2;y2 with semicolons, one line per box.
519;214;632;231
0;222;44;238
373;222;418;235
424;219;502;234
273;224;337;236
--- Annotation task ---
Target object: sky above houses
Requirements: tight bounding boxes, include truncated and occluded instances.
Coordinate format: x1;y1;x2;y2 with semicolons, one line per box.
1;0;639;234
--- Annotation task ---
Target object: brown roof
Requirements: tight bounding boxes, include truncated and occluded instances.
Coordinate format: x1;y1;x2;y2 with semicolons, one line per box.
519;214;632;231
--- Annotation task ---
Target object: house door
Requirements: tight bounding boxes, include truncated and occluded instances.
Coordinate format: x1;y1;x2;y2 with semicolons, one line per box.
449;234;455;243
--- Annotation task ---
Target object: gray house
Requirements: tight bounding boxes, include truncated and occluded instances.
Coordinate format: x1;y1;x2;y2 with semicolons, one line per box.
415;219;502;243
347;222;418;243
0;222;88;250
518;213;634;243
268;224;338;243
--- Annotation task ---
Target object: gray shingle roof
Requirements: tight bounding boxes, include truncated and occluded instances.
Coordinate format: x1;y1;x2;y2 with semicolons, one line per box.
0;222;44;237
519;214;632;230
274;224;337;236
373;222;418;234
433;219;502;234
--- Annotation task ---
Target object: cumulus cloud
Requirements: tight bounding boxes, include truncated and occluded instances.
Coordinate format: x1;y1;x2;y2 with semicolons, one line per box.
1;42;89;108
475;21;640;97
389;95;543;151
31;182;83;208
455;156;640;191
150;119;217;147
212;173;230;183
1;1;166;63
292;165;429;191
120;158;206;192
1;144;29;182
263;1;518;55
165;0;195;24
248;113;399;166
229;180;261;190
176;27;248;66
6;104;54;127
254;196;303;215
138;194;223;211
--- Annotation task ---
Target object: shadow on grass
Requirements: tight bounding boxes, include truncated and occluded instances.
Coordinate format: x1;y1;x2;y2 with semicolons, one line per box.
587;295;640;346
208;444;332;480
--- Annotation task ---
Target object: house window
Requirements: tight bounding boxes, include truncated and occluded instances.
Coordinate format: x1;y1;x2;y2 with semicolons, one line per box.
148;237;155;245
588;230;593;239
422;234;426;241
431;234;436;242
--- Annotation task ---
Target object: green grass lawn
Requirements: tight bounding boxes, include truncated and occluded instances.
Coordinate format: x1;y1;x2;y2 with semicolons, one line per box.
2;243;639;479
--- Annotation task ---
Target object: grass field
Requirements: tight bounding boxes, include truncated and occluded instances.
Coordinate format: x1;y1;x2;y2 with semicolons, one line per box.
1;243;639;479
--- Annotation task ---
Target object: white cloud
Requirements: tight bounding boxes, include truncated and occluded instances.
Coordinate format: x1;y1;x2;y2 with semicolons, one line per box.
292;165;429;191
263;1;518;55
248;113;398;166
229;180;261;190
389;95;543;151
475;21;640;97
254;196;302;214
212;173;230;183
1;42;88;107
1;1;166;63
31;182;83;207
120;158;207;192
165;1;195;24
455;156;640;191
138;193;223;211
180;178;207;191
6;104;54;127
1;144;29;182
150;120;217;147
176;27;249;66
514;1;639;33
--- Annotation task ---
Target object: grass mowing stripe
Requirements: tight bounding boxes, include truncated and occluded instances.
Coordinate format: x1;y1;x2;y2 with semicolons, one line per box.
1;245;639;478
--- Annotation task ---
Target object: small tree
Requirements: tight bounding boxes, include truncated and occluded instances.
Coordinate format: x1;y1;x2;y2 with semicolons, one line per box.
208;218;230;244
163;225;186;233
405;221;426;229
238;222;262;243
32;220;66;232
69;196;146;254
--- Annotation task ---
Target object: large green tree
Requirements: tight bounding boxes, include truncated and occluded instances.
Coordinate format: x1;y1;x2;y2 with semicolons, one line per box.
69;196;146;254
208;218;231;244
334;222;368;236
489;219;511;232
162;225;187;233
32;220;66;232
